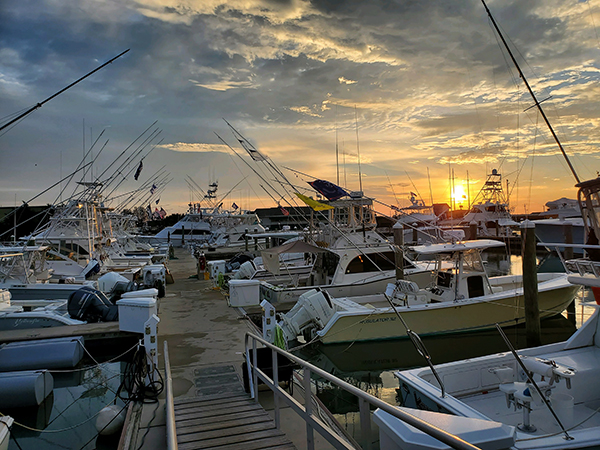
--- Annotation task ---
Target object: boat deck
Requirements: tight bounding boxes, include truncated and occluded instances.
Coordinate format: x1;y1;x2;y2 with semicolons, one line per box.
461;389;600;436
173;364;296;450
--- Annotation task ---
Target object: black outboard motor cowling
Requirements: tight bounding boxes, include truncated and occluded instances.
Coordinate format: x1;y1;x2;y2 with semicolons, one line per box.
68;286;119;322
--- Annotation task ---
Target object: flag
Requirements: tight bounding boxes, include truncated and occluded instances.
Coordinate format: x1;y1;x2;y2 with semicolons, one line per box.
238;139;266;161
152;208;161;220
150;184;157;195
159;207;167;219
308;179;347;201
279;205;290;216
156;198;160;204
295;193;334;211
410;192;417;197
134;160;143;181
232;202;239;210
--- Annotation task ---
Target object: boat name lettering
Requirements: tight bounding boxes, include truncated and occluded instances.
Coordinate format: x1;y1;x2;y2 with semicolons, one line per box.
360;317;397;324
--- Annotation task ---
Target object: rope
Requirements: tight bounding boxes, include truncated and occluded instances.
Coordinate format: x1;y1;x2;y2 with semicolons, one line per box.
516;405;600;442
48;341;139;373
0;398;115;433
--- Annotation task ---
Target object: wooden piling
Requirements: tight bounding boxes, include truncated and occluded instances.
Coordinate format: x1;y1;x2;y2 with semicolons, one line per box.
563;223;576;325
469;222;477;240
521;220;541;347
393;224;404;280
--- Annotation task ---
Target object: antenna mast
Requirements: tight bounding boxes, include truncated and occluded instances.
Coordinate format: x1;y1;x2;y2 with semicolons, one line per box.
481;0;580;183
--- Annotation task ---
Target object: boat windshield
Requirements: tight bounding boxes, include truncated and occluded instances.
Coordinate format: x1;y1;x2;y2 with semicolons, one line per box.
462;249;485;272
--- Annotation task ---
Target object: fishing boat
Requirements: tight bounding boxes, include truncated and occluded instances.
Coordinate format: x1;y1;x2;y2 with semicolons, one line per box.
0;249;99;302
382;305;600;450
442;169;519;238
277;239;579;345
0;288;84;330
228;194;440;309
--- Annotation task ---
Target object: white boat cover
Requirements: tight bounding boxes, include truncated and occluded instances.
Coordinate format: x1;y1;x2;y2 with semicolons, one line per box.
261;240;330;275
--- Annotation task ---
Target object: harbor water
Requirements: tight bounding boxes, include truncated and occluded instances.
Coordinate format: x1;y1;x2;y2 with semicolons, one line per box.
5;350;136;450
292;250;598;449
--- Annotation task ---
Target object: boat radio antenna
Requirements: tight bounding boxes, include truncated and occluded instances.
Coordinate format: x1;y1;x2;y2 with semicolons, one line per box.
480;0;580;184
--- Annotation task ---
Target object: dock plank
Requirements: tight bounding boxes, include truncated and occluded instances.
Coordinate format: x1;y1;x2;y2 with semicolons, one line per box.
175;410;264;428
178;429;288;450
177;414;272;435
174;364;296;450
175;403;263;421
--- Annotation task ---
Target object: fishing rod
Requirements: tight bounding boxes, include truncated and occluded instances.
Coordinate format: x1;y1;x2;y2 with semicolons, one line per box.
93;121;158;184
0;49;130;134
224;120;302;207
99;127;161;193
116;165;168;208
102;138;163;200
114;171;168;211
62;130;107;201
215;132;296;210
481;0;580;184
100;130;162;194
185;178;208;206
135;173;170;208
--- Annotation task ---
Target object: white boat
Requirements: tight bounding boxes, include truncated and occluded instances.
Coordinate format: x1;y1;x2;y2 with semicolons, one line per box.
395;195;465;245
230;236;438;309
149;210;212;245
442;169;519;238
0;249;99;301
384;305;600;450
0;288;84;331
0;416;13;450
277;239;579;344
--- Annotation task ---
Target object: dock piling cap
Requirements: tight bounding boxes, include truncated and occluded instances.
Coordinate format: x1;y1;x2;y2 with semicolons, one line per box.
520;219;535;229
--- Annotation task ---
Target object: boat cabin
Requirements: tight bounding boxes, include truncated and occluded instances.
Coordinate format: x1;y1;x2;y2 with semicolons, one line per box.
410;239;505;301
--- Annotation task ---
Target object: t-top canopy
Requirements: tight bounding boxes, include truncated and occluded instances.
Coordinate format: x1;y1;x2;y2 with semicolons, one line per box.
261;240;330;275
411;239;505;255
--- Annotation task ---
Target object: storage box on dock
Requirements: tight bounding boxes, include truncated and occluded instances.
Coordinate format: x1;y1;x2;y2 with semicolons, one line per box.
208;260;226;280
228;279;261;307
116;297;157;333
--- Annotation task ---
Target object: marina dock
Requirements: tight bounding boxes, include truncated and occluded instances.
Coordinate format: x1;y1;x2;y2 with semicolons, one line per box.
126;247;329;450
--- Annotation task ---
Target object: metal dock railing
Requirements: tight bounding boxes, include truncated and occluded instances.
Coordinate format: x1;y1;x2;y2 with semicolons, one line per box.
245;332;481;450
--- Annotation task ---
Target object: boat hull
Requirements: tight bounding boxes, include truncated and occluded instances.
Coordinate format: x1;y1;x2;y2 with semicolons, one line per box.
317;279;579;344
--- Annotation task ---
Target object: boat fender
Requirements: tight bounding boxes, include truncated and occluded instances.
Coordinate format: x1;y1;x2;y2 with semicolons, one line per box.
95;404;126;435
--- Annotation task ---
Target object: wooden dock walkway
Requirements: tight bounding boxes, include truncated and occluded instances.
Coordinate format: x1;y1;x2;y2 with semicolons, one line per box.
173;364;297;450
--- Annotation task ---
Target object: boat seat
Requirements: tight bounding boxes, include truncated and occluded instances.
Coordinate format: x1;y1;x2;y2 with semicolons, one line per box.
489;366;514;384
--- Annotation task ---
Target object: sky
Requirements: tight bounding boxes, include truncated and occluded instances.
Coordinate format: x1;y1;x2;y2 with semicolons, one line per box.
1;0;600;216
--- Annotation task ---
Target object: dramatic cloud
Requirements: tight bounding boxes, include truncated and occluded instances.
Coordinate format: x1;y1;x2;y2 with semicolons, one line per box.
1;0;599;214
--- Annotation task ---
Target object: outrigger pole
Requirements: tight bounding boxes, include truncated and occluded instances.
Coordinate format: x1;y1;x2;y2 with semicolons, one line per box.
480;0;580;184
0;49;130;133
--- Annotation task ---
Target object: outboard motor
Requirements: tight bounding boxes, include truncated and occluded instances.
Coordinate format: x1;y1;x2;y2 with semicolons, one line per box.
68;286;118;323
108;281;139;303
82;259;101;279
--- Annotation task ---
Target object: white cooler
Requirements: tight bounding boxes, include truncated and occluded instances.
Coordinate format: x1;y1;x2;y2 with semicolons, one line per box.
117;297;158;333
208;260;227;280
228;279;261;307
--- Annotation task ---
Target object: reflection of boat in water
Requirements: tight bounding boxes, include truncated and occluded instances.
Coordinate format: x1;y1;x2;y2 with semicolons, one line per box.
298;314;577;376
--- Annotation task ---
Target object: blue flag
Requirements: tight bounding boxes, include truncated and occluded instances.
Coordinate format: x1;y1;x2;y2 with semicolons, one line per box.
134;160;143;181
308;179;347;201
